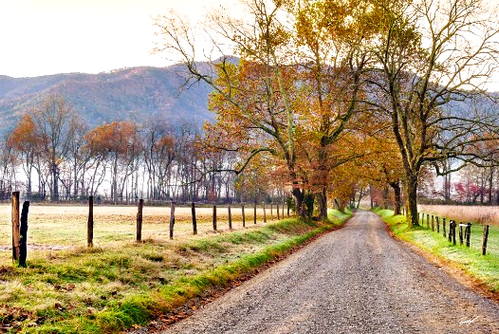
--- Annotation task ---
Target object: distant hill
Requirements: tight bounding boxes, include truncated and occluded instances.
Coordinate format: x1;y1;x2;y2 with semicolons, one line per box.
0;65;214;135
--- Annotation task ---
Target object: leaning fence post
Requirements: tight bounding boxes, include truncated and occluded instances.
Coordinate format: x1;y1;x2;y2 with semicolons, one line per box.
19;201;30;267
191;202;197;235
253;202;257;225
263;202;267;223
136;199;143;242
11;191;20;261
87;196;94;248
213;205;217;231
482;225;489;255
465;223;471;247
228;205;232;230
169;201;176;240
242;204;246;227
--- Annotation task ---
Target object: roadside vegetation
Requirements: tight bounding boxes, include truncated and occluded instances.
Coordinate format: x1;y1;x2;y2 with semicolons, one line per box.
373;208;498;293
0;209;350;333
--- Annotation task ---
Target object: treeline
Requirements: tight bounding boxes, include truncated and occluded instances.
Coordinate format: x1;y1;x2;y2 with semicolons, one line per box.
159;0;499;224
0;95;284;203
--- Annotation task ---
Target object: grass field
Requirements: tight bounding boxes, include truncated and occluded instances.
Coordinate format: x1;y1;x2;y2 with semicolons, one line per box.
374;208;499;293
0;208;351;333
0;204;281;258
419;204;499;226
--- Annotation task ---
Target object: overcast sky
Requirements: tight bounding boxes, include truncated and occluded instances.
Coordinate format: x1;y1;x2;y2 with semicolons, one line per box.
0;0;498;91
0;0;238;77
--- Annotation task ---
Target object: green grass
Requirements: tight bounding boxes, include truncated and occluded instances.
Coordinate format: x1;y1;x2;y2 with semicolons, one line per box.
373;208;499;293
0;209;351;333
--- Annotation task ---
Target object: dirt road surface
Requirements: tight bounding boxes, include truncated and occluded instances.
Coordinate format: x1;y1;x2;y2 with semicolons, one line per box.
161;211;499;334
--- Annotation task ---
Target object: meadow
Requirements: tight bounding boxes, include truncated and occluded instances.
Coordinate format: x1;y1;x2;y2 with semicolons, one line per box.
0;203;278;262
419;204;499;226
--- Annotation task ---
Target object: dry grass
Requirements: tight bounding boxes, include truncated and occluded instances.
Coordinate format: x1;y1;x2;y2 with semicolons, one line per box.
419;205;499;226
0;204;287;261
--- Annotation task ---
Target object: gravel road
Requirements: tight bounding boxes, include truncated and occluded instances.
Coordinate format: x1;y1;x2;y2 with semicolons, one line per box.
161;211;499;334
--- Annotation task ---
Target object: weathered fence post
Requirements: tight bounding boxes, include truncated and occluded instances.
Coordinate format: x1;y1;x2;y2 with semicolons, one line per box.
253;202;257;224
277;203;280;220
228;205;232;230
169;201;176;240
87;196;94;248
465;223;471;247
263;202;267;223
19;201;30;267
11;191;20;261
482;225;489;255
431;215;435;231
191;202;197;235
450;221;456;245
213;205;217;231
136;199;143;242
427;214;430;228
459;223;464;245
242;204;246;227
436;216;440;233
442;217;447;238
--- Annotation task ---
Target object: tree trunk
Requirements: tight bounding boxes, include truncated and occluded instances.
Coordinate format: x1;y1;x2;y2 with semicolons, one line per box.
316;187;328;221
389;181;401;215
292;187;306;219
405;175;419;227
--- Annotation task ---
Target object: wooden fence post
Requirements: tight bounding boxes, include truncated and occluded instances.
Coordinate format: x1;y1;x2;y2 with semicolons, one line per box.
482;225;489;255
459;223;464;245
228;205;232;230
277;203;280;220
11;191;20;261
213;205;217;231
436;216;440;233
19;201;30;267
263;202;267;223
431;215;435;231
242;204;246;227
427;214;430;228
136;199;143;242
442;217;447;238
282;202;285;217
270;203;273;218
253;202;257;225
287;203;290;217
465;223;471;247
191;202;197;235
450;221;456;245
87;196;94;248
169;201;176;240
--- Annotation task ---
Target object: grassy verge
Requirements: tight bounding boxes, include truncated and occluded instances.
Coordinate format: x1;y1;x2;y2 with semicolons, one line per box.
0;209;351;333
373;208;498;293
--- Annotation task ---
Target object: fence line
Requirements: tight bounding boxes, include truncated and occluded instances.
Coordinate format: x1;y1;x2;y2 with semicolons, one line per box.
400;209;491;255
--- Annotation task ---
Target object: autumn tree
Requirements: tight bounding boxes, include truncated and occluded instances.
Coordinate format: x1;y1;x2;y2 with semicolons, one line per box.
7;114;43;198
31;95;75;201
370;0;499;226
84;121;142;202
